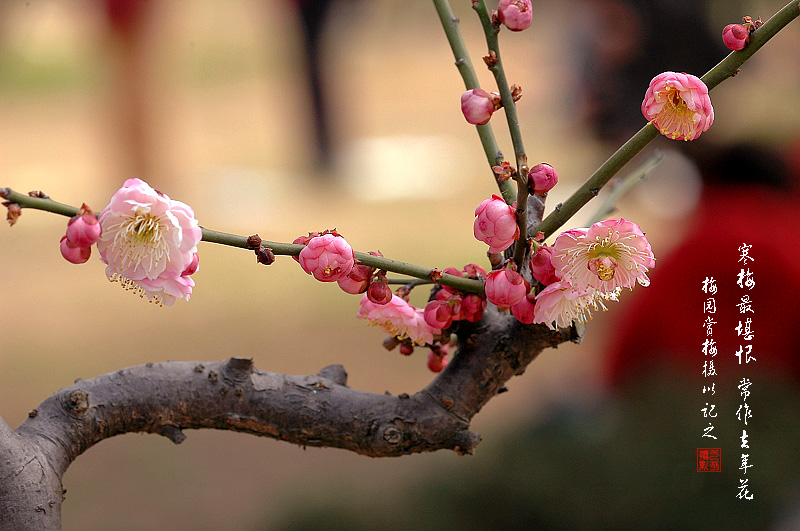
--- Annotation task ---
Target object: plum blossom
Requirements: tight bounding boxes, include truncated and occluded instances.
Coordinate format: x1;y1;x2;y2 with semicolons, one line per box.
97;178;202;306
642;72;713;141
358;294;440;346
484;268;528;309
461;89;497;125
497;0;533;32
474;194;519;253
532;281;597;330
722;24;749;50
552;218;655;293
298;231;355;282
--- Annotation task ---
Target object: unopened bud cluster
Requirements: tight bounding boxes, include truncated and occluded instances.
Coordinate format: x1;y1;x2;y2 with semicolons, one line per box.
60;204;101;264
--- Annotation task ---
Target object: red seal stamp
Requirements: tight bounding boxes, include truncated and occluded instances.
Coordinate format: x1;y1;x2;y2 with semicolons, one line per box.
697;448;721;472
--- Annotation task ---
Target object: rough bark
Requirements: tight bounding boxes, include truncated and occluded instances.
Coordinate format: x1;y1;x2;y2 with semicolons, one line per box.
0;312;578;530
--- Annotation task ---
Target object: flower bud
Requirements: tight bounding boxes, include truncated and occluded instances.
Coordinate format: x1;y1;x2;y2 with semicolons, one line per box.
498;0;533;32
460;293;487;323
460;89;495;125
511;294;537;324
424;300;455;329
399;342;414;356
722;24;749;51
474;194;519;253
527;163;558;195
530;244;559;285
337;263;373;294
367;276;393;305
60;235;91;264
66;206;101;248
485;268;529;309
427;349;449;373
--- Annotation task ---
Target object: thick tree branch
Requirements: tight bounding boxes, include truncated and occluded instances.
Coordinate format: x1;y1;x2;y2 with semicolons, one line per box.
3;312;575;529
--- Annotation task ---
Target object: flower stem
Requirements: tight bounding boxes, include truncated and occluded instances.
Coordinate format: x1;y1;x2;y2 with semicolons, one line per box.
431;0;516;204
472;0;530;269
536;0;800;239
201;228;484;294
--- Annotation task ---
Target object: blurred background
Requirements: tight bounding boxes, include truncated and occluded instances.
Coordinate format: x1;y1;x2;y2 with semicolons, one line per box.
1;0;799;529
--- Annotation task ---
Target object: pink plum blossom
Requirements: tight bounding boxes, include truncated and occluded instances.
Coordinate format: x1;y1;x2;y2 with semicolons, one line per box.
60;235;91;264
461;89;496;125
358;294;440;346
97;178;202;305
722;24;749;50
552;218;655;293
530;244;560;286
533;281;597;330
65;204;101;248
497;0;533;32
527;163;558;195
642;72;713;141
474;194;519;253
511;293;537;324
298;232;355;282
484;268;528;309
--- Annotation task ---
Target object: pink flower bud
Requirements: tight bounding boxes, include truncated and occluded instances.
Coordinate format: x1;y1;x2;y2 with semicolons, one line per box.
424;300;455;329
367;276;393;305
530;244;559;285
298;232;355;282
460;293;487;323
722;24;749;51
427;349;449;373
527;163;558;195
484;268;528;309
337;263;373;294
60;235;91;264
511;293;537;324
461;89;495;125
66;206;101;248
474;194;519;253
498;0;533;32
399;342;414;356
181;253;200;276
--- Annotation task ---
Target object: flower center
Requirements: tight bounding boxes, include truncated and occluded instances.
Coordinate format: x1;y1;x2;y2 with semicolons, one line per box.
588;255;617;281
110;211;170;272
655;85;697;140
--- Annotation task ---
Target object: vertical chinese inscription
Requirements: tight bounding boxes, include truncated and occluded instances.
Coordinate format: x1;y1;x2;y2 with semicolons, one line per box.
699;273;720;474
735;243;755;500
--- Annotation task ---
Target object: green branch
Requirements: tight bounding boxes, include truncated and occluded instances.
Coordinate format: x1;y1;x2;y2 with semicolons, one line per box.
1;188;485;295
472;0;530;269
432;0;516;203
536;0;800;239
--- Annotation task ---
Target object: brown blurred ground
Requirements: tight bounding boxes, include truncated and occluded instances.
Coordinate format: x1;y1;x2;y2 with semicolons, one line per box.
0;1;798;529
